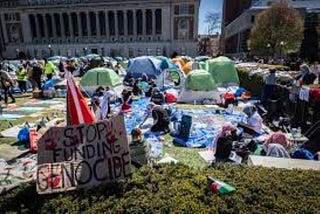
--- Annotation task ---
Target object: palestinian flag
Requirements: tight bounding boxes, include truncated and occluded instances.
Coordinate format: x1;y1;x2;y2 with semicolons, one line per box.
208;176;236;195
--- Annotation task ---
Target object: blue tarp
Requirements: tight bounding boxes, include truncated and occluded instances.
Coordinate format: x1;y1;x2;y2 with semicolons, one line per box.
123;98;246;148
125;56;163;80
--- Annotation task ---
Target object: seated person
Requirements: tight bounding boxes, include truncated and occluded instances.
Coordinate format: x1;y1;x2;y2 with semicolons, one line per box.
263;131;292;152
145;80;157;97
121;88;133;104
132;79;143;96
139;74;149;91
265;144;290;158
93;86;105;97
150;87;165;105
238;105;263;135
139;103;170;133
214;124;238;162
129;128;147;168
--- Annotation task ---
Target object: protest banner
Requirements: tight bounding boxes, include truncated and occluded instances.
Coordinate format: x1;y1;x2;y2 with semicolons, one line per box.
36;115;131;194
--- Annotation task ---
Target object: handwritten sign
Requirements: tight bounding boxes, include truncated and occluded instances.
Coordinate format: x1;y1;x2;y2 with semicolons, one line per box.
36;115;131;194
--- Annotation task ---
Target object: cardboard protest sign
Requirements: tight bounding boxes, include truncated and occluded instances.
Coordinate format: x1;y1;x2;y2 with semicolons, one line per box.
36;115;131;194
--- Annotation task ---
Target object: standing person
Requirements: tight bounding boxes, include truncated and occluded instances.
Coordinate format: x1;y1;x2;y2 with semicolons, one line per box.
261;68;277;107
0;69;15;104
16;65;27;93
310;61;320;84
43;58;56;80
32;61;43;90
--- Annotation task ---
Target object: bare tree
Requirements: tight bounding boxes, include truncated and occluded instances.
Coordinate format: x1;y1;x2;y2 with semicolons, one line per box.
204;12;221;35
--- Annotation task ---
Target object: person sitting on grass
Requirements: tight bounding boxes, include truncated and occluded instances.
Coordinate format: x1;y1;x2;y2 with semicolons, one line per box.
150;87;165;105
214;123;238;162
132;79;143;96
139;102;170;133
129;128;147;168
262;131;292;158
238;105;263;135
121;88;133;112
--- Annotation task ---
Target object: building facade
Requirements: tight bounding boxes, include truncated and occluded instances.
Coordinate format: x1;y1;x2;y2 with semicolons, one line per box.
198;34;220;57
0;0;200;59
222;0;320;61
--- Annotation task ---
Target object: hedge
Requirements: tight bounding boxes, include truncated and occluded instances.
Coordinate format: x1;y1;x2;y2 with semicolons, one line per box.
1;164;320;213
237;66;292;96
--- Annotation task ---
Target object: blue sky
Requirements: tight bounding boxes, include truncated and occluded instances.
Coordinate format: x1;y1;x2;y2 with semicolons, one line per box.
199;0;222;35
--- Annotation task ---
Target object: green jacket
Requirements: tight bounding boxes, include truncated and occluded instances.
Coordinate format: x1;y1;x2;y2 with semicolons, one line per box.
44;61;55;74
16;68;27;82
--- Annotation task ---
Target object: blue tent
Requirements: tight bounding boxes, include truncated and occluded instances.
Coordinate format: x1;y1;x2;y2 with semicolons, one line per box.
125;56;162;80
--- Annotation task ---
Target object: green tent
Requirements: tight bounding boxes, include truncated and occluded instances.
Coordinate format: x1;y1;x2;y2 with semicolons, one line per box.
185;69;217;91
80;67;122;87
205;56;239;86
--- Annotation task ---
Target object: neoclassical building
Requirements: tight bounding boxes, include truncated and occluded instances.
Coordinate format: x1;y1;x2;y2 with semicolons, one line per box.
0;0;200;59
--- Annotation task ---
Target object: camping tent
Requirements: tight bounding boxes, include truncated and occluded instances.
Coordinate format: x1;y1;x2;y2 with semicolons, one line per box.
80;67;122;95
125;56;165;89
178;69;221;103
182;61;201;75
205;56;239;87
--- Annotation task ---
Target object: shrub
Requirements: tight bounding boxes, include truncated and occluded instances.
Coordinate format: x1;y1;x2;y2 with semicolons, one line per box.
1;164;320;213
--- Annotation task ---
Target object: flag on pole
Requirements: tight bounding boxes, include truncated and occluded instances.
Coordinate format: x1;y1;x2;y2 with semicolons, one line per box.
66;71;95;125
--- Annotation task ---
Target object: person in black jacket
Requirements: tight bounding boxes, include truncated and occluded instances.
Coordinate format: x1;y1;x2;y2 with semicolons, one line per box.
150;87;165;105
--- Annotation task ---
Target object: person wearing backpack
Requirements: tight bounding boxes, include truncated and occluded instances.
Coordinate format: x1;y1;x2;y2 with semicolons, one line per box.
0;69;15;104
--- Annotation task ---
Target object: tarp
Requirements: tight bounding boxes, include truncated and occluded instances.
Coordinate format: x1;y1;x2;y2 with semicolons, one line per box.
185;70;217;91
125;56;162;80
80;67;122;87
205;56;239;87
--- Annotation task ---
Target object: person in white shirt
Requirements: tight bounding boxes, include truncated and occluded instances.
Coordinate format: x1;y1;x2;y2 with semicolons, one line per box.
239;105;263;135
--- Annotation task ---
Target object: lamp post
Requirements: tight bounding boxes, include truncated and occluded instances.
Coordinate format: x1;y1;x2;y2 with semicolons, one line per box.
15;48;19;59
48;44;52;57
280;41;284;60
267;43;271;59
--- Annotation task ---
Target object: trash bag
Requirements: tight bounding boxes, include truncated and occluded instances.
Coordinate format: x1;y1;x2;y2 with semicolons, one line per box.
292;148;314;160
17;127;30;147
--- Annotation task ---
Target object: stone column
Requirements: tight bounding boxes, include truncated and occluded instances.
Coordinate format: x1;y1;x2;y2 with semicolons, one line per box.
69;13;74;38
123;10;128;37
0;14;9;43
51;13;57;38
142;9;146;36
86;12;91;37
96;11;101;37
21;13;32;43
77;12;81;37
114;11;118;37
60;13;65;38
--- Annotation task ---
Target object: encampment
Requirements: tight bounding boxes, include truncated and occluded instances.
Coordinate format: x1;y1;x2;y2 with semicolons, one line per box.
178;69;221;103
205;56;239;87
80;67;122;95
125;56;165;89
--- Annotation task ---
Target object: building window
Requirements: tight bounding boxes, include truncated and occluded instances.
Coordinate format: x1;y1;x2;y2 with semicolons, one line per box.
108;11;115;36
180;4;189;15
99;11;106;36
146;9;152;35
155;9;162;35
174;5;179;15
117;11;124;36
178;19;189;40
136;10;143;35
127;10;133;35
